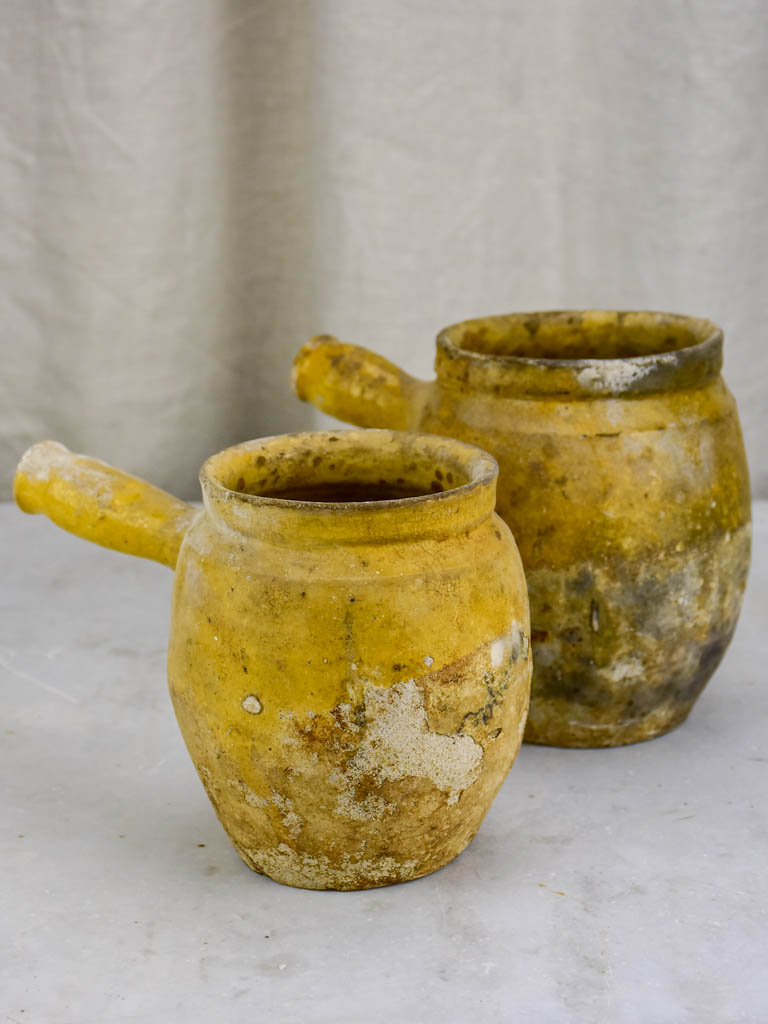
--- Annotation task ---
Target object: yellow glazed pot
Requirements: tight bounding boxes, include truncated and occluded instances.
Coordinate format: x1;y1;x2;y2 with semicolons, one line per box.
293;311;752;748
14;430;531;890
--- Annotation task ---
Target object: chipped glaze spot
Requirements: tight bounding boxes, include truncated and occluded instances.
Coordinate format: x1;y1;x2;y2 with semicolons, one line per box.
606;658;646;684
490;622;529;668
590;602;600;632
241;694;262;714
576;360;652;393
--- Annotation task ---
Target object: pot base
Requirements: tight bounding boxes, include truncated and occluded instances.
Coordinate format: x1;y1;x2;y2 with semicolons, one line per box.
523;701;694;748
232;839;473;891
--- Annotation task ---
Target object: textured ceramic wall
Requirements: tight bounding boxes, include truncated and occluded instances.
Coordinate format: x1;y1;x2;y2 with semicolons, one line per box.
1;0;766;498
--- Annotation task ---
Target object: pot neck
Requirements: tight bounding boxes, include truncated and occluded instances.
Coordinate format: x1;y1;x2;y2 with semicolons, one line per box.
435;310;723;399
199;430;497;546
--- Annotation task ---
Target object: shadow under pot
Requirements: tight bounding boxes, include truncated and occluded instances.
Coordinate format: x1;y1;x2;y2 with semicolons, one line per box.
14;429;531;890
293;310;752;747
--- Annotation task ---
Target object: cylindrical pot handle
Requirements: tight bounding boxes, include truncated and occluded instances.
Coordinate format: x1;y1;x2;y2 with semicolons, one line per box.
14;441;197;569
292;334;431;430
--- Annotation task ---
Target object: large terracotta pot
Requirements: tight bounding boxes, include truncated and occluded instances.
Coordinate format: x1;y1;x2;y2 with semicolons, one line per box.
293;310;751;747
14;430;531;889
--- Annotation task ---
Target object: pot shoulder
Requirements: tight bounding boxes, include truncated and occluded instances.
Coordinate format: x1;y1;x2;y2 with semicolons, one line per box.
422;377;751;568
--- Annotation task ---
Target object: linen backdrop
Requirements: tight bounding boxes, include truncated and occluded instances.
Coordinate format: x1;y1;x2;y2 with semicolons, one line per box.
2;0;767;500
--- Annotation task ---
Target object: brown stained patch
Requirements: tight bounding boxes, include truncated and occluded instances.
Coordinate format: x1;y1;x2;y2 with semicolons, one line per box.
416;626;529;740
290;708;359;766
457;670;511;733
422;646;508;734
418;649;492;732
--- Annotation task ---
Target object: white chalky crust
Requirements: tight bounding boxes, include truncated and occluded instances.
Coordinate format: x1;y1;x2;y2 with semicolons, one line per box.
17;441;71;483
333;678;483;821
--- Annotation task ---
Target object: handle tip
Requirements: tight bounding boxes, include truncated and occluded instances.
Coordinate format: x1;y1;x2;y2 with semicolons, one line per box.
292;335;340;402
14;441;71;513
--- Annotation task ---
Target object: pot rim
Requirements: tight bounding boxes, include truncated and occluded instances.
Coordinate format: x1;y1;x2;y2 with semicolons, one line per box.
435;310;723;398
198;429;499;543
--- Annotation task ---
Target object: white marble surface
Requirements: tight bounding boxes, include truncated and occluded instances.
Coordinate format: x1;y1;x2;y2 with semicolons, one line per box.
1;502;766;1024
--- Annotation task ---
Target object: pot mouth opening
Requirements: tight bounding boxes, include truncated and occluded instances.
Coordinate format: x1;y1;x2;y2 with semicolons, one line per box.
441;310;720;362
228;480;439;503
200;429;496;512
436;311;723;397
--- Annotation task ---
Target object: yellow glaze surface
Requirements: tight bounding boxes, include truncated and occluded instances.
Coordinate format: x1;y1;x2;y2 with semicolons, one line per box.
293;311;752;747
14;431;531;889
